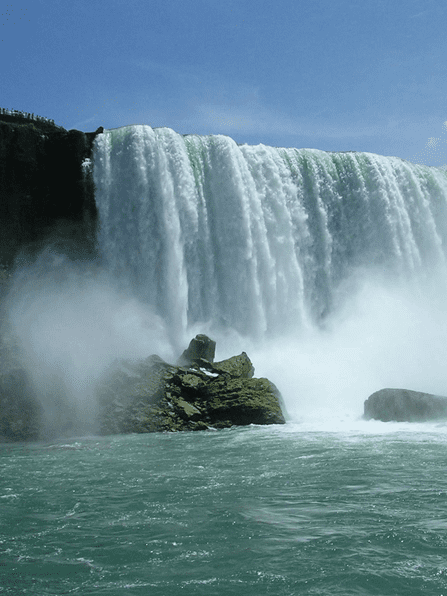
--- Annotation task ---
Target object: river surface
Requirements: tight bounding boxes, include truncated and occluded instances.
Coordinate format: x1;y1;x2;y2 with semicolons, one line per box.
2;422;447;595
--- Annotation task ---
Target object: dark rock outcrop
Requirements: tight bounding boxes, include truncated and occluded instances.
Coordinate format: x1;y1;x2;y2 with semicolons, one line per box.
364;388;447;422
98;336;285;434
0;111;103;266
177;333;216;365
0;334;285;440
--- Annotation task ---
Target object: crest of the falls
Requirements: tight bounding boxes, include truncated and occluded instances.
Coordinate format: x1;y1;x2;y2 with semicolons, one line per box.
93;125;447;339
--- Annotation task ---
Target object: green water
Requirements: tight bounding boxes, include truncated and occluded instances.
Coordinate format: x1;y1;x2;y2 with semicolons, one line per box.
2;423;447;595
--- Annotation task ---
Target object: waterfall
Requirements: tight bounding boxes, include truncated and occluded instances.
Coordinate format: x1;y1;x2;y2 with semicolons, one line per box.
93;125;447;340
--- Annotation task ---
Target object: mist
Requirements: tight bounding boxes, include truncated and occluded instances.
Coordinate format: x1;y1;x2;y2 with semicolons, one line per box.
247;269;447;424
6;248;173;438
6;243;447;438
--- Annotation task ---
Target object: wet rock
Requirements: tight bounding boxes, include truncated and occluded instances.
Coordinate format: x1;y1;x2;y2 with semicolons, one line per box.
364;388;447;422
202;376;284;426
177;334;216;365
98;337;285;434
0;334;286;440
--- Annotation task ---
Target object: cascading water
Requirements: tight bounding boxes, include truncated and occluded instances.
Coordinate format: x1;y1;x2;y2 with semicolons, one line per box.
9;123;447;435
7;129;447;596
6;123;447;437
93;125;447;342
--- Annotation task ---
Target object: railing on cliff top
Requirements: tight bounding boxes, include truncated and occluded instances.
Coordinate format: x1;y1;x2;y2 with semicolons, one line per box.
0;107;57;126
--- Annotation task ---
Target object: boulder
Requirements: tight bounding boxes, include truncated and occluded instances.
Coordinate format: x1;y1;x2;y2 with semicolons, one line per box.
177;334;216;365
364;388;447;422
211;352;255;379
98;338;285;434
97;355;177;434
202;376;284;427
0;334;286;440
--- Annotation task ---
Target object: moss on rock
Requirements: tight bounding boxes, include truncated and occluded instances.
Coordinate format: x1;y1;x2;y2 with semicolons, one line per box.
97;337;285;434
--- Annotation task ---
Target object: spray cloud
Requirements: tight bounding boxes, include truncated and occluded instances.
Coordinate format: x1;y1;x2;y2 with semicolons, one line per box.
6;248;173;438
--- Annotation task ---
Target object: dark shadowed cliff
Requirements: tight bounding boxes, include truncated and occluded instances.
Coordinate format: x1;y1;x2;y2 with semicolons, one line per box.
0;110;103;266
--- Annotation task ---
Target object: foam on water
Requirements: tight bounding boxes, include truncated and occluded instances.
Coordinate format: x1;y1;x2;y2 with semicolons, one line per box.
3;425;447;595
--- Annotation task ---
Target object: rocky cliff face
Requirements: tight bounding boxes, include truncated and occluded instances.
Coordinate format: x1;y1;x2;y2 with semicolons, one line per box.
0;111;102;266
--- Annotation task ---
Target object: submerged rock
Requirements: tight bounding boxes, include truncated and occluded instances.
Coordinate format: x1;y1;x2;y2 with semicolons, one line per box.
98;335;285;434
364;388;447;422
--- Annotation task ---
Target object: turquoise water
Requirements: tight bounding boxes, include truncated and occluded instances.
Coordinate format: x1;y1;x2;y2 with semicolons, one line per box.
2;423;447;595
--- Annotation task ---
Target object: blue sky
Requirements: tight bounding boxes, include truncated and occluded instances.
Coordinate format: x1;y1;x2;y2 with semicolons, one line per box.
2;0;447;166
